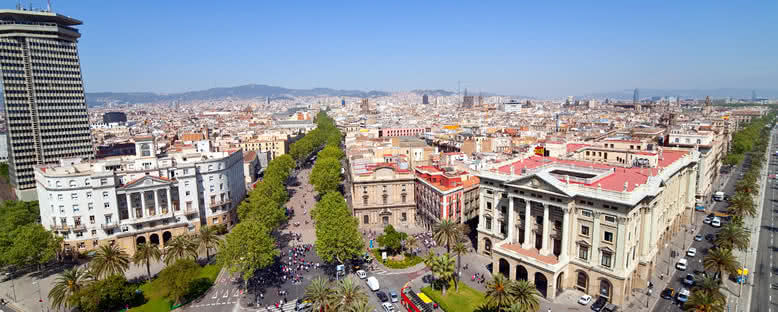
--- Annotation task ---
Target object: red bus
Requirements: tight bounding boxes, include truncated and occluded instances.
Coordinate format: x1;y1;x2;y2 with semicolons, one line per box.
400;287;434;312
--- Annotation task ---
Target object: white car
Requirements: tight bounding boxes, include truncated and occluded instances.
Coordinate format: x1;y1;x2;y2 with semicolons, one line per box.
687;248;697;257
356;270;367;279
382;302;394;312
711;217;722;228
676;258;688;271
703;216;712;224
578;294;592;305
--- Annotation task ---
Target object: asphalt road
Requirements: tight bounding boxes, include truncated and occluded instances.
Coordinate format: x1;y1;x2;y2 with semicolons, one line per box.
652;158;745;312
750;130;778;312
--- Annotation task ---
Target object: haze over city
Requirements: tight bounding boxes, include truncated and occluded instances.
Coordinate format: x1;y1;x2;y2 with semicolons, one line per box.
48;1;778;97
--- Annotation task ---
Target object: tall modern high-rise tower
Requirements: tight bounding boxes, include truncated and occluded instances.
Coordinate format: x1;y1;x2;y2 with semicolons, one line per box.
0;9;94;200
632;88;639;105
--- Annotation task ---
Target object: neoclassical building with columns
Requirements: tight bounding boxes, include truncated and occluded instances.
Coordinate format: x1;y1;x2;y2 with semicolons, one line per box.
476;148;698;306
35;136;246;256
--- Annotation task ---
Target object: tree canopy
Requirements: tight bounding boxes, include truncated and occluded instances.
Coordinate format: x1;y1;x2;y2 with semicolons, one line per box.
0;200;59;269
313;192;363;264
376;225;407;255
157;259;201;304
218;221;279;283
69;274;143;312
310;157;342;195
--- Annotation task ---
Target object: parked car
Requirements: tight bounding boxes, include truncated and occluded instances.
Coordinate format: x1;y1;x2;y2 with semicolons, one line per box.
390;291;399;303
694;234;703;241
676;258;688;270
578;294;592;305
677;288;690;303
687;248;697;257
591;296;607;311
356;270;367;279
661;288;675;300
711;217;722;228
703;216;712;224
683;274;695;286
376;291;389;302
382;302;394;312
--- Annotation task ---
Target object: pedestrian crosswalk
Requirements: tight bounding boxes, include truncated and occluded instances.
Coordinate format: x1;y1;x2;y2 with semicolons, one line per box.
260;301;297;312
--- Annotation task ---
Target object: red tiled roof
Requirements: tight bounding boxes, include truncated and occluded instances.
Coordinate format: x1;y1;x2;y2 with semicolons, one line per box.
243;150;257;162
495;149;688;192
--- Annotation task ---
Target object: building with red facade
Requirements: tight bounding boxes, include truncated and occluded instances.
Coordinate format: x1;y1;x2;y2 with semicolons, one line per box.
415;165;479;230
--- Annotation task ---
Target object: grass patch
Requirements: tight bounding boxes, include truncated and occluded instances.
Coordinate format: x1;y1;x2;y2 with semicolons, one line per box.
421;281;486;312
371;249;423;269
131;263;222;311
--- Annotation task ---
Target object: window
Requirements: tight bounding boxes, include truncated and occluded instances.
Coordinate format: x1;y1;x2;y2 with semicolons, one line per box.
104;202;109;208
601;252;612;268
486;202;492;210
72;204;79;212
220;183;223;190
485;217;492;230
69;180;76;187
210;185;215;192
89;216;95;224
604;231;614;242
86;192;92;199
604;215;616;223
675;138;680;143
100;178;107;185
581;225;590;236
697;139;702;144
76;232;83;238
186;191;191;196
536;216;543;225
88;203;93;210
554;220;562;230
401;194;407;203
56;181;62;187
209;176;214;181
581;209;592;217
91;230;96;236
186;201;193;209
401;213;407;221
59;205;65;213
579;246;589;260
103;191;109;198
57;194;63;200
185;181;190;187
363;215;369;224
84;178;90;186
71;193;78;200
363;197;368;205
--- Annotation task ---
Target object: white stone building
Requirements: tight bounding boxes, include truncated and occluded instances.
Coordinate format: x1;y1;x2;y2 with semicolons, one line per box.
34;136;246;255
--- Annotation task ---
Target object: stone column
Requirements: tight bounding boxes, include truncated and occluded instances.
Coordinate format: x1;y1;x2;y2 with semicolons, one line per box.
560;207;571;262
167;188;173;213
128;194;134;219
508;197;515;243
540;204;551;255
592;212;601;264
640;207;651;257
522;200;532;250
493;193;500;237
140;191;146;218
616;216;628;271
478;190;486;231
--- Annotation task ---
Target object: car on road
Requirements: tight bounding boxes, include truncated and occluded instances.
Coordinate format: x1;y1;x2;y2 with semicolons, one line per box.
676;258;688;270
661;288;675;299
578;294;592;305
705;233;715;241
694;234;703;241
356;270;367;279
711;217;722;227
683;274;695;286
376;291;389;302
677;288;690;303
591;296;607;311
382;302;395;312
390;291;399;303
687;248;697;257
703;216;712;224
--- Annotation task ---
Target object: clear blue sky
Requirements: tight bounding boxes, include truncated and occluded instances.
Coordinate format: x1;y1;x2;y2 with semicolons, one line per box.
45;1;778;97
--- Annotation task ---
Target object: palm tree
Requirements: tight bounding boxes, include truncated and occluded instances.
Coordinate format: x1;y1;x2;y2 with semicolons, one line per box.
704;247;739;281
48;266;92;310
508;280;541;312
683;289;725;312
728;192;756;217
305;276;333;312
404;235;419;255
348;300;374;312
433;220;463;253
485;273;513;309
164;234;198;265
332;276;368;311
451;241;468;291
423;250;438;268
195;225;222;262
91;244;130;279
692;275;725;303
133;243;162;281
474;304;500;312
431;253;456;295
714;223;750;251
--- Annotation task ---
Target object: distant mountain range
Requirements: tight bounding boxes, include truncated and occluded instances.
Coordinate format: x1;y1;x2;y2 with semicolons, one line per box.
584;88;778;100
410;89;456;96
85;84;391;107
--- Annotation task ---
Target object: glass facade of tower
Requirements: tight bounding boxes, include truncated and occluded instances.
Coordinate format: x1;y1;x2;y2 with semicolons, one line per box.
0;10;93;196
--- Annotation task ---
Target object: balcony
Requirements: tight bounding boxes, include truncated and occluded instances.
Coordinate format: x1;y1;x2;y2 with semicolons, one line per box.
49;224;70;231
183;208;199;216
101;221;120;230
209;199;232;210
71;224;86;232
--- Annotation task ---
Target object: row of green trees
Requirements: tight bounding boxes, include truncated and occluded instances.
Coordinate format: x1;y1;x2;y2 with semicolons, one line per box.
49;225;222;311
0;200;61;270
686;113;775;311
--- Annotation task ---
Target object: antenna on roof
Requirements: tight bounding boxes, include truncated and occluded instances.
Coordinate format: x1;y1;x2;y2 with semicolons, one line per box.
47;0;52;12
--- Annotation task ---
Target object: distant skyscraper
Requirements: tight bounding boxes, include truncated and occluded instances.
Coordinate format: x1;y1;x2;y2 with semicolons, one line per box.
0;9;94;199
422;94;429;105
752;90;757;101
266;97;271;105
341;99;346;107
633;88;639;104
360;98;370;114
462;96;475;108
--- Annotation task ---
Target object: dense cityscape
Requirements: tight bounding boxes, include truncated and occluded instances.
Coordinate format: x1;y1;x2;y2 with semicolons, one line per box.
0;3;777;312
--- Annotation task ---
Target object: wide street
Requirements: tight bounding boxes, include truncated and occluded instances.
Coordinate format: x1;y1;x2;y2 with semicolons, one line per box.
750;129;778;312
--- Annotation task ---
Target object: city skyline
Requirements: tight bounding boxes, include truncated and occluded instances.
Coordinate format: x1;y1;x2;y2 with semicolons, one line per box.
45;1;778;97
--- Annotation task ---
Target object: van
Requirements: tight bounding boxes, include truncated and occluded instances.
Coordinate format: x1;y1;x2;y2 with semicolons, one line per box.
676;258;688;271
603;303;619;312
711;217;722;228
713;191;724;201
366;276;380;291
